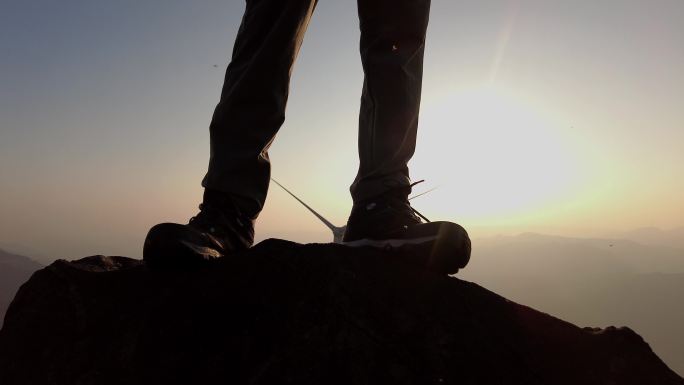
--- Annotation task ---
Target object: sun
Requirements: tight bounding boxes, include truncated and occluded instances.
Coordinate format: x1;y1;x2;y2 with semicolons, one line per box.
412;86;584;224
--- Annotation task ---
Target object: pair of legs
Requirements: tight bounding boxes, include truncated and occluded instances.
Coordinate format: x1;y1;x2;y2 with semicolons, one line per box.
144;0;470;273
202;0;432;219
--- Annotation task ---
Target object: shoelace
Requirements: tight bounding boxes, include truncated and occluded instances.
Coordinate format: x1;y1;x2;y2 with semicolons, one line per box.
407;180;431;223
378;180;430;224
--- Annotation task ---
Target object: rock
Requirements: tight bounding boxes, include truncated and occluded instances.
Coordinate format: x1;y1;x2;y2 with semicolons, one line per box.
0;239;681;385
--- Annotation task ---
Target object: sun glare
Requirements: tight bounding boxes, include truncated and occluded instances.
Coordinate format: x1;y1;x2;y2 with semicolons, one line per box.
413;86;583;224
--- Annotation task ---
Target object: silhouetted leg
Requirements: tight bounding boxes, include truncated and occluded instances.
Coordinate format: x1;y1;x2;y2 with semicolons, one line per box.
202;0;318;218
351;0;431;202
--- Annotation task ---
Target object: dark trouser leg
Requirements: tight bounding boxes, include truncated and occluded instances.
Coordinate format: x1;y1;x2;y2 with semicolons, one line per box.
351;0;431;203
202;0;318;218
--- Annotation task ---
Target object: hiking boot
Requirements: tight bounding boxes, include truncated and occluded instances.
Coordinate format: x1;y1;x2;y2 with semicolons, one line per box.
143;190;255;269
343;181;471;274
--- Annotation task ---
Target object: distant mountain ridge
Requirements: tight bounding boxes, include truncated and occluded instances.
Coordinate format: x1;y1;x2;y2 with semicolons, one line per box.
618;227;684;250
480;231;684;273
462;233;684;376
0;249;43;329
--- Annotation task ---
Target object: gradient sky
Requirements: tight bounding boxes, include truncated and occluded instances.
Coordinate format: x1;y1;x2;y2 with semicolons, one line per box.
1;0;683;259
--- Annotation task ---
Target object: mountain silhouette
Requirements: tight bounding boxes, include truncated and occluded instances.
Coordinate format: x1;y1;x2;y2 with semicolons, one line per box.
462;232;684;375
0;239;682;385
618;227;684;250
0;249;42;329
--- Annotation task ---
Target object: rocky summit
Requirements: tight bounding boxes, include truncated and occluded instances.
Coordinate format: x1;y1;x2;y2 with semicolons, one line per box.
0;239;682;385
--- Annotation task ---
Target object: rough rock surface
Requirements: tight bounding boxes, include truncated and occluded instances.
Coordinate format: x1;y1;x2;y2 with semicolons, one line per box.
0;239;682;385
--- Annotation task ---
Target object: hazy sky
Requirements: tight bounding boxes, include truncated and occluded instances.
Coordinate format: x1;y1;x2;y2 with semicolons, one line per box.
1;0;683;259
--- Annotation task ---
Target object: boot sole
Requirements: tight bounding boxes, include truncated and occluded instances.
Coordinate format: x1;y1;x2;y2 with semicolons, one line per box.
343;221;471;274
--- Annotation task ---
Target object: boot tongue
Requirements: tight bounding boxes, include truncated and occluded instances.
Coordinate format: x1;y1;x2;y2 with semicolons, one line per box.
385;184;413;205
